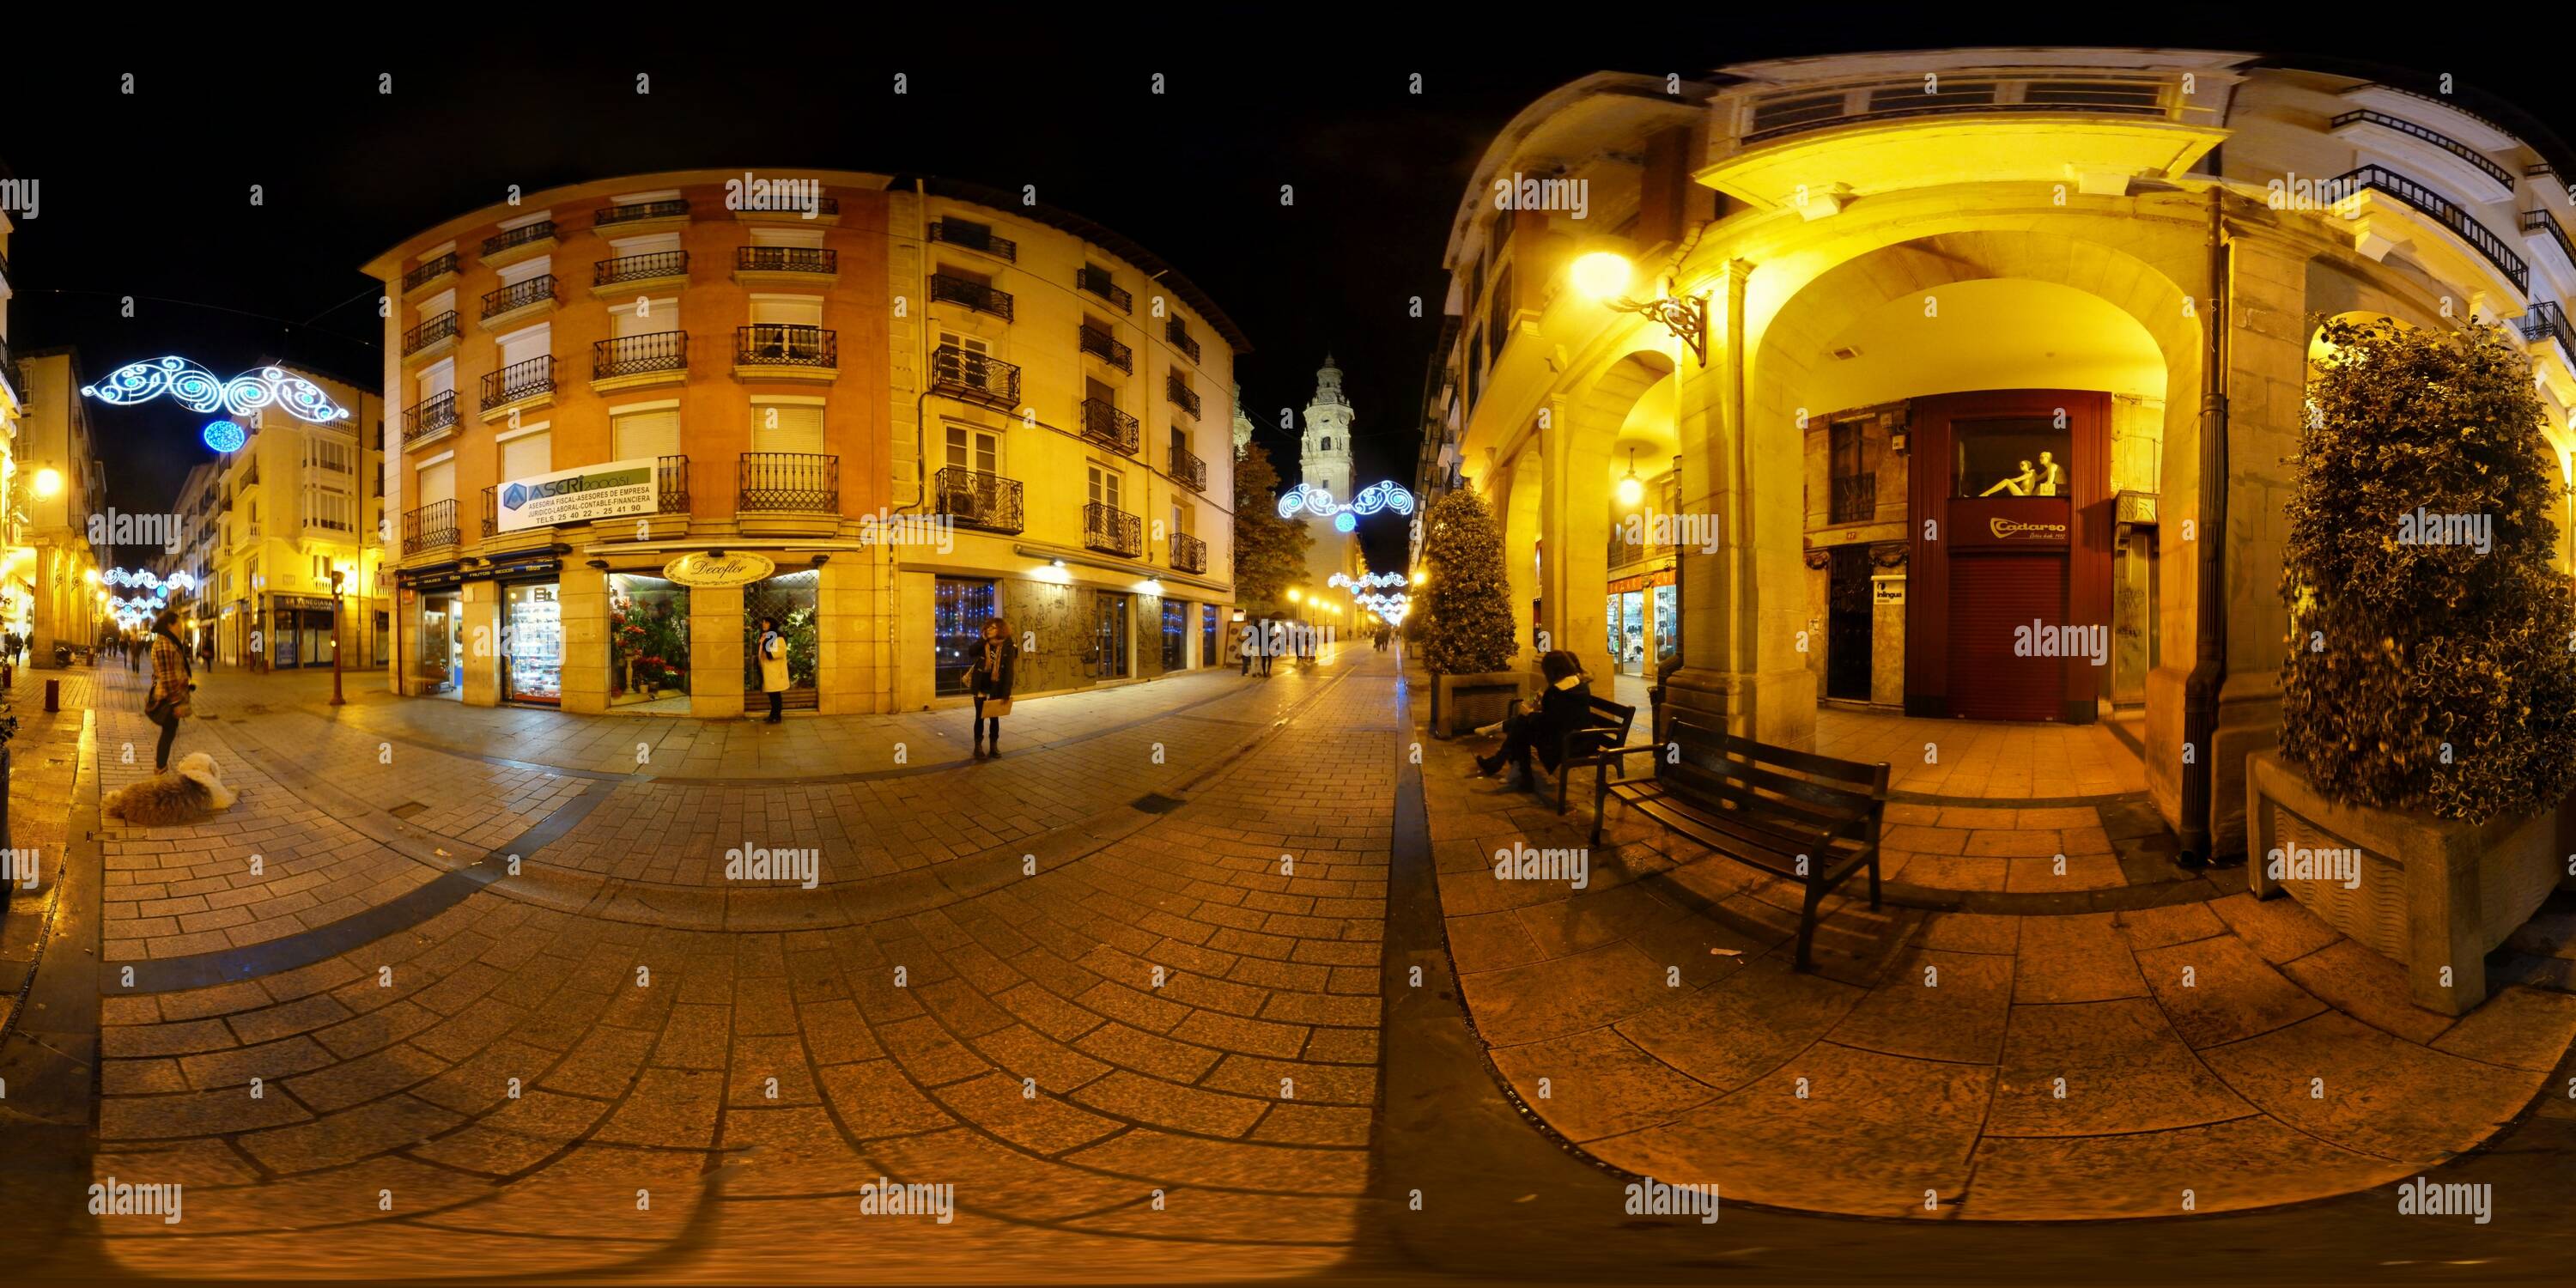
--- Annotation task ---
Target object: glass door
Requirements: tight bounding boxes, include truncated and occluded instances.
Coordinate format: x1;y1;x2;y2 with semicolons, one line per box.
934;577;997;696
503;582;563;705
1092;591;1130;679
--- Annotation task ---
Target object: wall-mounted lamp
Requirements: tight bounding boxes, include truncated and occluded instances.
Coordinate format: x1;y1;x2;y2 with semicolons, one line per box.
1571;248;1709;366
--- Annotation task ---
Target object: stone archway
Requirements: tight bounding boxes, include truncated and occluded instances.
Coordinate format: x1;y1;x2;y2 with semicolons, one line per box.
1540;348;1679;684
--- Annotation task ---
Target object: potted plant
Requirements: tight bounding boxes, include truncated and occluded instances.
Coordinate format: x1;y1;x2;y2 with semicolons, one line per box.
2249;317;2576;1013
1416;488;1533;737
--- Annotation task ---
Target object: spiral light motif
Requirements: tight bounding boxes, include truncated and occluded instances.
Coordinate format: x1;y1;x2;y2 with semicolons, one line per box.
82;357;351;422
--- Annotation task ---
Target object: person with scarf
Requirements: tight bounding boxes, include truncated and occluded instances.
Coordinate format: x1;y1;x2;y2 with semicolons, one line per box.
756;616;789;724
146;609;196;773
966;617;1018;757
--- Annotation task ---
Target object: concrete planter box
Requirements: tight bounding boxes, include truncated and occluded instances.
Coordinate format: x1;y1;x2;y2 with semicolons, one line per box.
1428;671;1534;739
2245;749;2566;1015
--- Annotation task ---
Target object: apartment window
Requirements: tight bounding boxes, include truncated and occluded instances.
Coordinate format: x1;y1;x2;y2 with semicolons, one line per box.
501;428;553;482
306;487;355;533
612;405;682;460
750;402;825;453
304;437;355;473
946;424;1000;475
1485;265;1514;366
1088;464;1123;513
1828;418;1877;524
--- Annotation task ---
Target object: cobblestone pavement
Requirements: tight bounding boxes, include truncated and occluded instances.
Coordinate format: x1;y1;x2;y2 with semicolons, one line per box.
64;648;1393;1280
1431;682;2576;1221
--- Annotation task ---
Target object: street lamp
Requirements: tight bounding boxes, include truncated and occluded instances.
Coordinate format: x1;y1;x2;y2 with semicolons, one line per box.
328;566;346;706
1571;248;1710;367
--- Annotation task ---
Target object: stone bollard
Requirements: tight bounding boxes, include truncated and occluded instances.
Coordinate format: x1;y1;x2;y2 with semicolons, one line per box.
45;678;60;713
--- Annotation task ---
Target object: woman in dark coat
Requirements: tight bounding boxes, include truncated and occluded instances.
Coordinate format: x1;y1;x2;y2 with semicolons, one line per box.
1470;649;1595;788
967;616;1019;757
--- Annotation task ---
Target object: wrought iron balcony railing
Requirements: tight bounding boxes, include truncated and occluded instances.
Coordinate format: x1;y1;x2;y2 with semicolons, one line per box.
481;355;556;410
2333;164;2527;291
1166;317;1200;363
1831;472;1877;524
1080;325;1133;372
482;221;556;257
738;452;839;513
933;466;1025;534
594;331;687;380
1169;530;1206;574
734;325;837;368
1084;501;1143;558
1171;441;1206;493
402;391;459;446
2329;110;2515;191
1081;398;1140;456
928;219;1018;261
402;311;459;355
655;454;690;515
595;198;689;228
1166;371;1202;417
931;273;1014;320
930;344;1019;408
1078;266;1133;313
735;246;837;275
595;251;689;286
480;486;498;538
403;499;459;551
2524;210;2576;271
402;252;459;291
2521;300;2576;365
481;275;558;319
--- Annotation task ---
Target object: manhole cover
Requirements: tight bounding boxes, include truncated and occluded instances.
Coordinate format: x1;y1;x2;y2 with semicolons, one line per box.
389;802;428;819
1131;793;1185;814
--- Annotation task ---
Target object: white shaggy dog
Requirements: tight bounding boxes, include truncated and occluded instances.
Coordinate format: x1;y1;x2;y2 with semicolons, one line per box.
102;752;239;825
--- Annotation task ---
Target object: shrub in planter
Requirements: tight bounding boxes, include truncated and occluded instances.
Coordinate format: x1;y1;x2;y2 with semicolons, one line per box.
1417;489;1517;676
2278;318;2576;821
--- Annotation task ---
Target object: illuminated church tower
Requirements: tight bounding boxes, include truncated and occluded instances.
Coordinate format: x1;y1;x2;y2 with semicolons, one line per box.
1299;355;1365;610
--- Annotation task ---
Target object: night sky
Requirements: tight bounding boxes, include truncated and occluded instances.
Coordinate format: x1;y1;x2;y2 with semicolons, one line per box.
7;22;2570;575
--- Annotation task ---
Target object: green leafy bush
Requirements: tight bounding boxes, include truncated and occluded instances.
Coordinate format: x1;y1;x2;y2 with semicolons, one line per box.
2278;318;2576;821
1418;489;1518;675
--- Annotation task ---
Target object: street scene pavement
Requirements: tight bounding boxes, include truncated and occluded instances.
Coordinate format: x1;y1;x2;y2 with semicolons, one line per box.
1;647;2572;1285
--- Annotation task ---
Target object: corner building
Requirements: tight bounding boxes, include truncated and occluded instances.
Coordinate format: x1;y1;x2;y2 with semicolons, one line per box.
1416;52;2576;857
368;170;1242;716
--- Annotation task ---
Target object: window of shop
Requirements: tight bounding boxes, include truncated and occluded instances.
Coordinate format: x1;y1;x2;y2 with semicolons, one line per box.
374;611;390;666
609;574;690;710
504;581;562;705
742;569;820;708
934;576;997;696
1955;417;2072;498
1200;603;1218;667
1091;590;1130;679
1161;599;1186;671
416;591;463;697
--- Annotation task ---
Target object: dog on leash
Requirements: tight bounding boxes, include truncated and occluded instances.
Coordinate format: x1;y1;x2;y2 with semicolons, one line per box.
102;752;239;825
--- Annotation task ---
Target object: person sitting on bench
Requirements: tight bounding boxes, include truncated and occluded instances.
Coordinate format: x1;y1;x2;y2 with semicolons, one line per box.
1469;649;1591;789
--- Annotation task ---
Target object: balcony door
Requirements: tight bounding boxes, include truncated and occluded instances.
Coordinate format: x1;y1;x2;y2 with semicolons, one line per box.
748;296;824;361
417;359;454;405
613;407;681;462
752;403;823;453
416;459;455;509
501;428;550;489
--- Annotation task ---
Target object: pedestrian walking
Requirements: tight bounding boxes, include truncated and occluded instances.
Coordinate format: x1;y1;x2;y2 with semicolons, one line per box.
966;616;1018;758
200;635;215;671
1239;619;1261;675
146;609;196;774
1260;620;1279;677
755;616;788;724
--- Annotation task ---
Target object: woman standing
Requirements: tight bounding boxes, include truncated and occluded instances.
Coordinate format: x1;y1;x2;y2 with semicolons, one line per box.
146;609;195;773
966;617;1018;757
756;616;788;724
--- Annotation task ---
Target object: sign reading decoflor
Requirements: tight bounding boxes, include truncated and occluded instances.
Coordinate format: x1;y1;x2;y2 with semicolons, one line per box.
663;551;777;587
495;459;659;534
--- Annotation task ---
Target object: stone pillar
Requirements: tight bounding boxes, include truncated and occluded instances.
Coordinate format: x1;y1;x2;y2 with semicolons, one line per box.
691;583;746;719
1539;395;1614;683
30;544;61;667
459;580;502;707
1869;542;1907;707
1495;448;1543;667
890;567;936;712
558;567;609;714
820;556;891;714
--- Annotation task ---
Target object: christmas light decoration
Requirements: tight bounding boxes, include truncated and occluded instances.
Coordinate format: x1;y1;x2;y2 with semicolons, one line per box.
1278;480;1416;522
203;419;248;453
82;356;351;423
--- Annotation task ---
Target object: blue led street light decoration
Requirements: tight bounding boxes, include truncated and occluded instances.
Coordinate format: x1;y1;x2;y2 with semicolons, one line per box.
202;419;247;453
82;356;352;423
1329;572;1412;629
1278;480;1416;522
107;568;198;593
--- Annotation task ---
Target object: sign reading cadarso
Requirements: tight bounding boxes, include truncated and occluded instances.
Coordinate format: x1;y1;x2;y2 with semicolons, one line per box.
495;459;659;533
663;551;776;587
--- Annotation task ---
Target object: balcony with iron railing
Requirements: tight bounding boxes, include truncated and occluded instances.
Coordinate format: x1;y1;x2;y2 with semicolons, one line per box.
593;250;690;290
1078;267;1133;313
733;246;838;283
929;219;1018;261
480;355;556;415
933;466;1025;534
1080;325;1133;372
1081;398;1140;456
480;275;559;326
732;194;840;223
1831;473;1878;524
402;252;459;295
732;325;837;378
1167;372;1202;417
2334;164;2528;292
929;344;1019;409
1084;501;1143;558
931;273;1014;320
2524;209;2576;276
481;220;557;264
594;197;689;230
0;332;19;406
654;454;690;517
1166;317;1200;363
403;391;459;447
2521;300;2576;367
737;452;839;513
2329;109;2517;197
1169;530;1206;574
1170;441;1206;493
593;331;688;389
403;499;459;553
402;311;459;360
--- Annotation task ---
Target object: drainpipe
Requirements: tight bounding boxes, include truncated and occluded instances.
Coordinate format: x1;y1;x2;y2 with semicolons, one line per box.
2179;188;2230;865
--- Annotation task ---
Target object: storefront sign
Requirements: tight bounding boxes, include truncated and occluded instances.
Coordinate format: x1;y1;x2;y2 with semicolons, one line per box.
663;551;776;587
1873;577;1905;605
1987;517;2069;542
495;458;659;533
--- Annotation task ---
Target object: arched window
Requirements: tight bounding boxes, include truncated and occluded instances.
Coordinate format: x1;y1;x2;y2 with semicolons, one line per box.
1321;437;1333;452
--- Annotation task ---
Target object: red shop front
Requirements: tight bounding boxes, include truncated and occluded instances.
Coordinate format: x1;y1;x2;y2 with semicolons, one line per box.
1905;390;2113;723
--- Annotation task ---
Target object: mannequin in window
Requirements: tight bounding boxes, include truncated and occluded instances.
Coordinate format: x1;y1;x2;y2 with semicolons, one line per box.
2032;451;2063;496
1978;459;2037;497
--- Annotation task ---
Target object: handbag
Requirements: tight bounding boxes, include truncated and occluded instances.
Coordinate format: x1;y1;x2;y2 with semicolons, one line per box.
981;697;1013;719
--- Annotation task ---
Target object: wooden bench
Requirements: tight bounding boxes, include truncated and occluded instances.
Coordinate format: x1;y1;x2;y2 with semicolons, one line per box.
1590;718;1888;970
1545;694;1637;815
